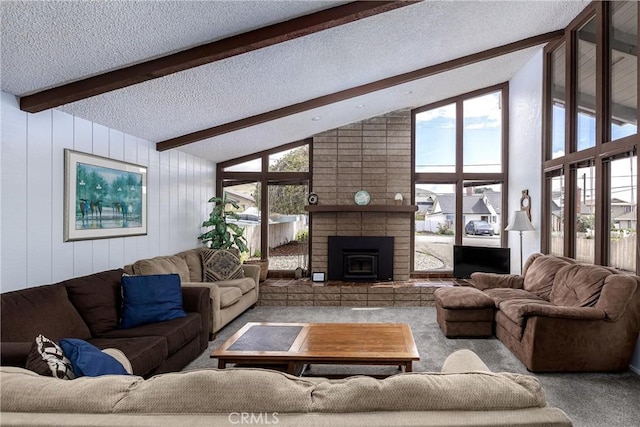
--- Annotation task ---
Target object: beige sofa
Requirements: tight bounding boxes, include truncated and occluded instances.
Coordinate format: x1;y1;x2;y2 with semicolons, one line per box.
124;248;259;337
0;349;572;426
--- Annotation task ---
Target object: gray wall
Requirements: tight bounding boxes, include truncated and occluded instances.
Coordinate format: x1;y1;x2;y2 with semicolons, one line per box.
0;91;214;292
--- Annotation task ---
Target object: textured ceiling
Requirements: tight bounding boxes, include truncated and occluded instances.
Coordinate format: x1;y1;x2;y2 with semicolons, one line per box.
1;1;589;163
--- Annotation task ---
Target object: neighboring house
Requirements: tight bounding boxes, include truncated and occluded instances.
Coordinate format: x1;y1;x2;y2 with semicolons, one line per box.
416;189;502;233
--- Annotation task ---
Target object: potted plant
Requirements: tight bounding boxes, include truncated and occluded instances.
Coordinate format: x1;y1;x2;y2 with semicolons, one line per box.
198;192;248;253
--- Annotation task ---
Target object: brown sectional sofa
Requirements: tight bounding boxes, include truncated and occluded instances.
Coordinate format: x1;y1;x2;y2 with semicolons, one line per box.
0;349;572;426
0;269;210;378
436;253;640;372
124;248;260;336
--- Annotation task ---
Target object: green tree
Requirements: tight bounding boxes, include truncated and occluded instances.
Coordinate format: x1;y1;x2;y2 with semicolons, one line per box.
253;146;309;215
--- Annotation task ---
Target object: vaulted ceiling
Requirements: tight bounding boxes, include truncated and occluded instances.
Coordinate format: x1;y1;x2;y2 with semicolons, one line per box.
1;1;589;163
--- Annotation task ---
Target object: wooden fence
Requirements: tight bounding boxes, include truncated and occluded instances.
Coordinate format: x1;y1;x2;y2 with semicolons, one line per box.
551;235;636;272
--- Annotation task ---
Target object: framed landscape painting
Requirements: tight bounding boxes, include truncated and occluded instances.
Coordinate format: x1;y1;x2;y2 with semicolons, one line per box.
64;149;147;241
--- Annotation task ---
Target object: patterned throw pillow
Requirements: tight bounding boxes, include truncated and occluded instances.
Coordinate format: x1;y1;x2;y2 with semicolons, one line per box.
34;334;75;380
202;249;245;281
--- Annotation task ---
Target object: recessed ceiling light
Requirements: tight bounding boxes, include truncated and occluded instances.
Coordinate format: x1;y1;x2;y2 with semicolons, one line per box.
355;104;365;109
311;116;321;121
403;90;413;95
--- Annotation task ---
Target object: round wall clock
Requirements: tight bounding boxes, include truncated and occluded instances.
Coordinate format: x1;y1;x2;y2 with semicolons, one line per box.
354;190;371;206
307;192;319;205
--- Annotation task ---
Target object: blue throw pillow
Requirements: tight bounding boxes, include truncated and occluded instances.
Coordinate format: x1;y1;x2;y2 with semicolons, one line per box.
59;338;129;377
120;273;187;329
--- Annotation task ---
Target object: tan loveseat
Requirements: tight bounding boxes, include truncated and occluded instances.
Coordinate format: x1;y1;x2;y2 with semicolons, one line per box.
0;349;572;426
124;248;259;337
468;253;640;372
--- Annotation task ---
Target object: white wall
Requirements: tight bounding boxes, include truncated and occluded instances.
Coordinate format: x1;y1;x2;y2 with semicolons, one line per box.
508;49;543;274
0;91;215;292
509;51;640;373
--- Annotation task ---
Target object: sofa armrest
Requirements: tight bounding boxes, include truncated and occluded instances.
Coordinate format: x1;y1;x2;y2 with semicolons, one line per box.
469;272;524;290
520;304;606;321
0;342;32;367
242;264;261;287
180;286;211;349
441;349;491;373
182;281;221;336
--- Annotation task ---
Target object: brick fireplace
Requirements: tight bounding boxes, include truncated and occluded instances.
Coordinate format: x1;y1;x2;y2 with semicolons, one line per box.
309;109;413;280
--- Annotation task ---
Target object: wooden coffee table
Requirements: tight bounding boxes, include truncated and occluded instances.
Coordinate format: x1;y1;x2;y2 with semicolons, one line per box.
211;322;419;376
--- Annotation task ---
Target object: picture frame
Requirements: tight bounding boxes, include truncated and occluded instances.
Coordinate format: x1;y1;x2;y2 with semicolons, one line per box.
312;272;325;282
64;149;147;241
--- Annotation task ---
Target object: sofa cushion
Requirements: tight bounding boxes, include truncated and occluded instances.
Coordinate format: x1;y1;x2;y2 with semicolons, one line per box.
120;274;187;329
219;287;243;308
175;248;205;282
25;341;52;376
89;336;168;378
217;277;256;295
99;314;201;355
202;249;245;281
483;288;545;307
311;372;546;412
64;269;124;336
1;284;91;342
33;335;76;380
523;255;572;300
550;264;611;307
59;339;129;377
132;256;191;283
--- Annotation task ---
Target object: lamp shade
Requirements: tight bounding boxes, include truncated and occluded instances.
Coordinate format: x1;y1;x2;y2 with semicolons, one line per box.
505;211;535;232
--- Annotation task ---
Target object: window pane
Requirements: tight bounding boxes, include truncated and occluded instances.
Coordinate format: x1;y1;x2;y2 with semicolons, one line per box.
610;1;638;141
575;163;595;263
549;174;565;257
461;182;502;246
576;18;597;151
223;158;261;172
609;156;637;272
414;184;455;271
268;183;309;271
221;180;261;257
415;104;456;173
463;92;502;172
269;145;309;172
551;44;566;159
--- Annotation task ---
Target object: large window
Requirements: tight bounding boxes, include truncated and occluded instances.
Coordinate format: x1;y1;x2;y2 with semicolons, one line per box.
543;2;638;272
413;85;508;273
217;141;310;272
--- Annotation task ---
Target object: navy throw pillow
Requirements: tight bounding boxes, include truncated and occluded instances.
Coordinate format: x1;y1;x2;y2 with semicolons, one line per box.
120;273;187;329
59;338;129;377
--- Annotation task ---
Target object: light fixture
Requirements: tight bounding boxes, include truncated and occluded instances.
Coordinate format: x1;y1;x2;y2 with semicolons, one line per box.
403;90;413;95
355;104;365;109
505;210;536;273
311;116;321;121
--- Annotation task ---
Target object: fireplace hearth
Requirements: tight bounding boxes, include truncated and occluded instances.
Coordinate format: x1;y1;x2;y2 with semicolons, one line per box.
328;236;394;281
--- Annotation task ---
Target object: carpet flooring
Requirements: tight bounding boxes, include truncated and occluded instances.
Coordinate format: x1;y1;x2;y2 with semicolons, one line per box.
184;306;640;427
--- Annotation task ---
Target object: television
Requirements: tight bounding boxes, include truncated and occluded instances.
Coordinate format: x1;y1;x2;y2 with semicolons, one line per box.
453;245;510;279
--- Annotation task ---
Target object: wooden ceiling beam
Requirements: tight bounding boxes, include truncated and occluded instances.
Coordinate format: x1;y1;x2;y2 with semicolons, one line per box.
19;1;417;113
156;29;564;151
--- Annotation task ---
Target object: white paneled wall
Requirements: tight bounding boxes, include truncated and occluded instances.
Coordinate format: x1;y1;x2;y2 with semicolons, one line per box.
0;91;215;292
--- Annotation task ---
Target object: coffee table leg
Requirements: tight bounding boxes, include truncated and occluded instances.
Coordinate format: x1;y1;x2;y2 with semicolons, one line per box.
286;361;296;375
218;359;227;369
404;362;412;372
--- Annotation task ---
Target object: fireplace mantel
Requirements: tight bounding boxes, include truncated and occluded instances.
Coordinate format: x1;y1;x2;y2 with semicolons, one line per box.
305;205;417;213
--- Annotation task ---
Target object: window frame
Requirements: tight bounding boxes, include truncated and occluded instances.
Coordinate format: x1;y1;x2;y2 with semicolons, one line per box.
542;1;639;272
217;139;312;264
412;83;510;273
